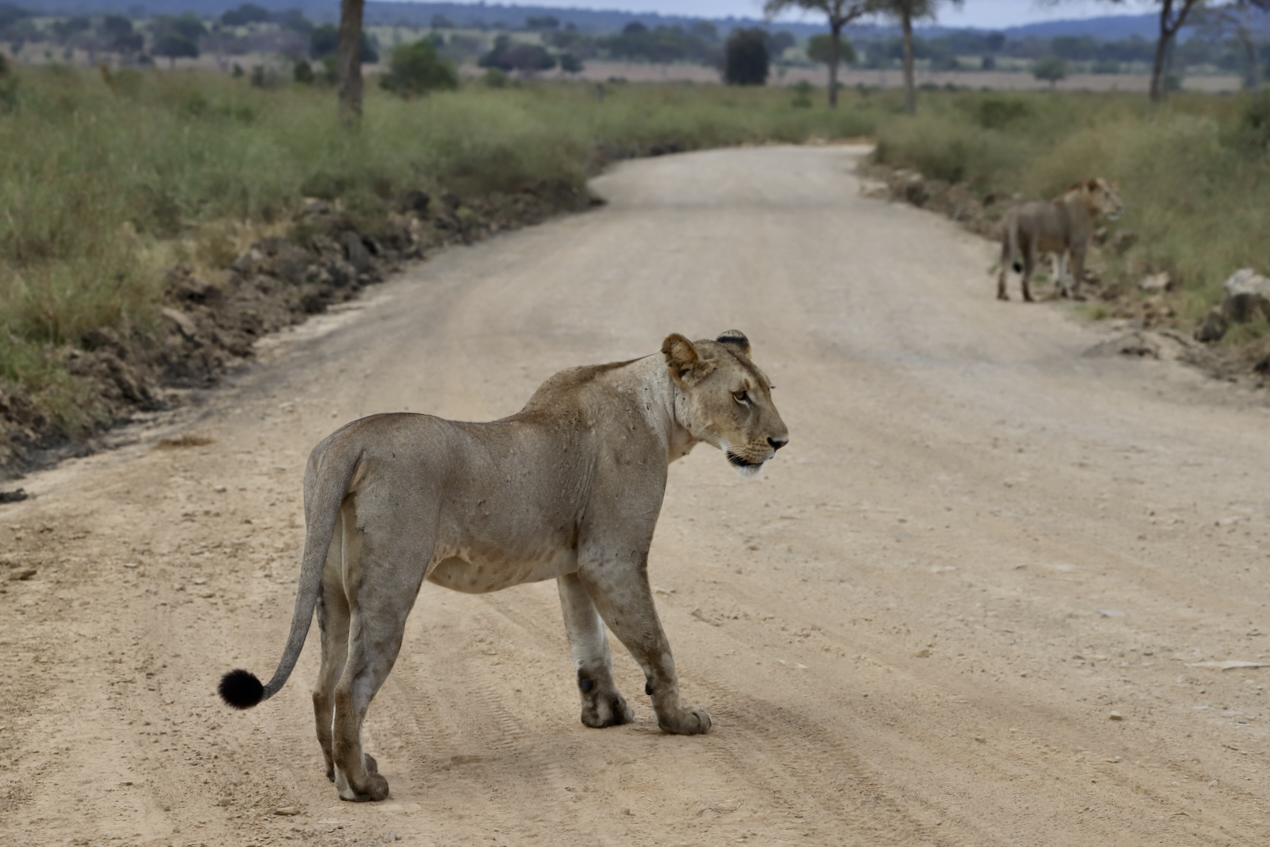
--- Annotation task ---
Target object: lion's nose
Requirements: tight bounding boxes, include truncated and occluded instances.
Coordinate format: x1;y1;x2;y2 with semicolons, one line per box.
768;436;788;451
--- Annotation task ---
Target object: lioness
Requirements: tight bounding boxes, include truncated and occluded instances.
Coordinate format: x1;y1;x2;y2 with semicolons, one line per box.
218;331;789;802
997;177;1124;302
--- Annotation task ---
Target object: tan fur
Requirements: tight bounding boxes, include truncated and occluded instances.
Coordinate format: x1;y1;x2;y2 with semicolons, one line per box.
997;178;1124;302
220;331;788;802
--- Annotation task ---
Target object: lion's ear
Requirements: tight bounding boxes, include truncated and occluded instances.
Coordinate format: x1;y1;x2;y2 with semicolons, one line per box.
662;333;704;385
716;329;751;358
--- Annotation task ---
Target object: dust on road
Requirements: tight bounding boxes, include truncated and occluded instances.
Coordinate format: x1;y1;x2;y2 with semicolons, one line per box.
2;146;1268;847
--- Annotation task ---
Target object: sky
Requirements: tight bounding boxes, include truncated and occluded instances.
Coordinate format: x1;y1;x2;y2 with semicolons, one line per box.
437;1;1141;29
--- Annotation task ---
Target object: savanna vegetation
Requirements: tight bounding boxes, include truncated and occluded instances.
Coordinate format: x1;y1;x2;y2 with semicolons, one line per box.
0;65;876;442
2;38;1270;463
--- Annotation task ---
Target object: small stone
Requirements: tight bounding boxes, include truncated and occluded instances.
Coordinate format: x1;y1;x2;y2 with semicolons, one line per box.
274;806;302;816
9;567;37;581
1109;711;1124;721
213;485;227;493
123;562;139;569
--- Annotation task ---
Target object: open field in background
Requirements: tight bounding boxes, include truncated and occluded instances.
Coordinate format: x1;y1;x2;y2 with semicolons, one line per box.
6;45;1247;93
1;64;1269;453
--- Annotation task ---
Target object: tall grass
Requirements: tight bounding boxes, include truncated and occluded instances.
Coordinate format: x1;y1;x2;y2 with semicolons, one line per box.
0;68;877;433
873;88;1270;324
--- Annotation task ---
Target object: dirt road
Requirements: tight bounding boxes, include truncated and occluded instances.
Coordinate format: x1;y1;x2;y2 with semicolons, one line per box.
3;146;1268;847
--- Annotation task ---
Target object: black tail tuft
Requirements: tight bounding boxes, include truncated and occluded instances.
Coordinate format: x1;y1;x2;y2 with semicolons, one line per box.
219;668;265;709
1012;261;1023;273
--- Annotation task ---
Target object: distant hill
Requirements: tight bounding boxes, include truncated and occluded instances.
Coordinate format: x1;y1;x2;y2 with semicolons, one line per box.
995;13;1160;41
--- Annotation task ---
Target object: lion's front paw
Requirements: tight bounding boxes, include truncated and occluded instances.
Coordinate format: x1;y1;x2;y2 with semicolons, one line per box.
658;705;712;735
582;693;634;728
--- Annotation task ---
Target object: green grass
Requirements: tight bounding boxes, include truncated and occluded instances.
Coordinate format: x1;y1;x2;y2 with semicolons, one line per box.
0;68;878;435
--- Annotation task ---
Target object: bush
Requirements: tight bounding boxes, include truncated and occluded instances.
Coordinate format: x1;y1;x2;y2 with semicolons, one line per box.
724;28;769;86
791;79;813;108
482;67;509;88
380;39;458;97
1224;90;1270;157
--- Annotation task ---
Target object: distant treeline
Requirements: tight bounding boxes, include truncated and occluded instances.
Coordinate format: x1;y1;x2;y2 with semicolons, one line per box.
1;2;1268;79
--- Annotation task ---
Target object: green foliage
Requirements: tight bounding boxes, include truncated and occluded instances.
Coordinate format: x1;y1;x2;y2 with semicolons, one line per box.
1032;55;1068;86
724;28;769;87
1223;90;1270;156
293;59;315;85
807;33;855;67
220;3;272;27
310;25;379;64
972;95;1031;130
482;67;510;88
791;79;814;108
479;34;556;73
380;39;459;98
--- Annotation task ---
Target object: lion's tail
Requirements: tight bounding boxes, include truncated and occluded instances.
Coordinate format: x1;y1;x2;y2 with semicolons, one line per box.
218;436;362;710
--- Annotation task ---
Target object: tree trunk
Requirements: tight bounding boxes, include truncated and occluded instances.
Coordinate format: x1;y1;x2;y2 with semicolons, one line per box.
828;22;842;108
1149;3;1171;103
1150;0;1201;103
901;11;915;115
1237;25;1260;91
337;0;365;125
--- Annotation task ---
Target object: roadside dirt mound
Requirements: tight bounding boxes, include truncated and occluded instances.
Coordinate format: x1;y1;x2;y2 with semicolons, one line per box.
0;183;596;481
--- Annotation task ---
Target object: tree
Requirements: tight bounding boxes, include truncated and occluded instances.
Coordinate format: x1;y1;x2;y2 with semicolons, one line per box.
764;0;870;106
724;27;770;85
867;0;964;114
1032;54;1068;87
151;14;207;67
560;52;584;74
1047;0;1269;101
220;3;272;27
336;0;365;124
807;31;856;67
1193;1;1270;90
152;33;198;66
477;33;553;73
380;38;458;96
311;23;377;64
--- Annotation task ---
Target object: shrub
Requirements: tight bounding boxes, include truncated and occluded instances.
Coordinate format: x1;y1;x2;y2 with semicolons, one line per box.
724;28;769;86
380;39;458;97
791;80;813;109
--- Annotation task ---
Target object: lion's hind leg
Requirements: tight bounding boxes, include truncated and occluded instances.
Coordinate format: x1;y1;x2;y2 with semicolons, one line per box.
313;509;352;784
558;573;633;728
328;515;429;802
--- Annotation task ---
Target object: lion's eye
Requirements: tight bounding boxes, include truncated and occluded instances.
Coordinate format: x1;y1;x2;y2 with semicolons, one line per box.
733;390;750;405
